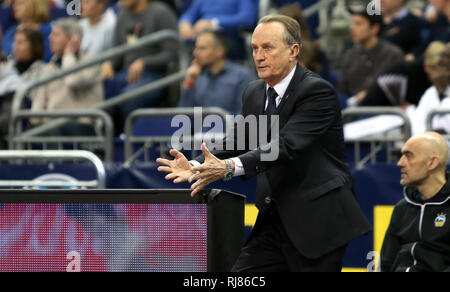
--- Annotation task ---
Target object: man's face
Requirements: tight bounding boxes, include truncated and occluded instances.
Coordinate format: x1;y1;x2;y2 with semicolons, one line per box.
350;15;373;45
251;22;298;86
398;139;431;186
81;0;105;19
49;26;70;56
193;33;223;67
381;0;404;14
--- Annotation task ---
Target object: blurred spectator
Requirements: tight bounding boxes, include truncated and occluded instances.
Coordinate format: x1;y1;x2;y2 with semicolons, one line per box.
406;42;450;135
354;56;431;107
338;10;404;97
380;0;424;56
101;0;177;133
0;28;45;148
31;18;103;136
178;30;255;115
277;3;327;79
79;0;116;56
1;0;53;62
0;28;45;96
178;0;258;60
273;0;320;40
425;0;450;42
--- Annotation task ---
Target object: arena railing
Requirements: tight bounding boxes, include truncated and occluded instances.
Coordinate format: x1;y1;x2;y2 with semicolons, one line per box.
342;107;412;169
9;109;114;162
124;107;233;165
426;108;450;135
9;30;188;157
0;150;106;189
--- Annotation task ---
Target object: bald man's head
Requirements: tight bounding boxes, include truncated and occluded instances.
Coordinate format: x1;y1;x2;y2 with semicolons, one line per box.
398;132;448;186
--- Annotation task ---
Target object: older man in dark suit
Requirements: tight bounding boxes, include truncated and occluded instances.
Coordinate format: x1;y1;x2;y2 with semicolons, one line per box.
157;15;371;272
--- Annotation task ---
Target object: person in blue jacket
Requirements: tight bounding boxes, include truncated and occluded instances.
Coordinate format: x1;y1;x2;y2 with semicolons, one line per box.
178;0;258;60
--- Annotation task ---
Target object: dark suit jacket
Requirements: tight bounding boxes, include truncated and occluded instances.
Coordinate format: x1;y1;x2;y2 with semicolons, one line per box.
197;66;371;259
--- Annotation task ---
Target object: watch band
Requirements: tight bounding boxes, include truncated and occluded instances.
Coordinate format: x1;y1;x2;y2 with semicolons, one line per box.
223;159;233;181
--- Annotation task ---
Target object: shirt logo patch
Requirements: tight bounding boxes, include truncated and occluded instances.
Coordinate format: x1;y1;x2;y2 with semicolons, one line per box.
435;213;446;228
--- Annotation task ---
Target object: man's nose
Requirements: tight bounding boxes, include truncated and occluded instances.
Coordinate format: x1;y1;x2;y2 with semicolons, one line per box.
253;49;265;62
397;156;405;167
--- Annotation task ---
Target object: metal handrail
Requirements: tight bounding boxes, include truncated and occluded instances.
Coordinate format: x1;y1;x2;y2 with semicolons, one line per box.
342;107;411;168
9;109;114;162
426;107;450;134
11;30;180;113
342;107;412;141
0;150;106;189
9;30;188;141
124;107;233;163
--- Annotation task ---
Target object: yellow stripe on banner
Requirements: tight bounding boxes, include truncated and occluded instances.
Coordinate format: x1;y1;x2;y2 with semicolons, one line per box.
245;204;258;227
374;206;395;254
373;205;395;271
341;268;367;272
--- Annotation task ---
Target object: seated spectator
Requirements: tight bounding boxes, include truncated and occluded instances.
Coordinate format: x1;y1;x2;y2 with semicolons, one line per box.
381;132;450;272
353;55;432;107
178;30;255;115
277;2;326;78
338;9;404;98
425;0;450;42
273;0;320;40
0;28;46;148
79;0;116;56
101;0;178;133
406;42;450;135
31;18;103;136
0;28;46;96
1;0;52;62
380;0;424;56
178;0;257;60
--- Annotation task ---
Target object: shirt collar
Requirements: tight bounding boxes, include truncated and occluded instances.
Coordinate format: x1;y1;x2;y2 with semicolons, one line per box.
266;65;297;98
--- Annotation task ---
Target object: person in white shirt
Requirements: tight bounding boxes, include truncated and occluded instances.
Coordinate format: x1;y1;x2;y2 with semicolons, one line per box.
407;42;450;135
79;0;116;56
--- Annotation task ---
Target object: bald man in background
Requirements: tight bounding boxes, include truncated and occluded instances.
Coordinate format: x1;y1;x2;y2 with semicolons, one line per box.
381;132;450;272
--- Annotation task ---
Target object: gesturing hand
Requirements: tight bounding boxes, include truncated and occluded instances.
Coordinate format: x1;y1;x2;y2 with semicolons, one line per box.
156;149;193;184
188;143;228;197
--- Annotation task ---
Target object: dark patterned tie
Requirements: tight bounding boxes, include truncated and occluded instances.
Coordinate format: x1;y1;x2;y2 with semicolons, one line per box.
255;88;279;214
265;87;278;115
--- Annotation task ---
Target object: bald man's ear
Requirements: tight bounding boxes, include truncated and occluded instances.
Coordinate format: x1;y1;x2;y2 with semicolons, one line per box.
428;155;441;172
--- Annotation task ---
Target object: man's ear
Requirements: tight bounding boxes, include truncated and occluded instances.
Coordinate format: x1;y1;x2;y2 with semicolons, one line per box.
428;155;441;171
290;44;300;61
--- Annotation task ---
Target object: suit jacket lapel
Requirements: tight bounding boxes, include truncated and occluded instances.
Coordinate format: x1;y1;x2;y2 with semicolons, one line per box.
255;81;266;115
274;65;305;116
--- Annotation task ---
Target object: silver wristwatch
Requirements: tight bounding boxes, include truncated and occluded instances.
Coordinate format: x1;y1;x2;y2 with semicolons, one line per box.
223;159;233;181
